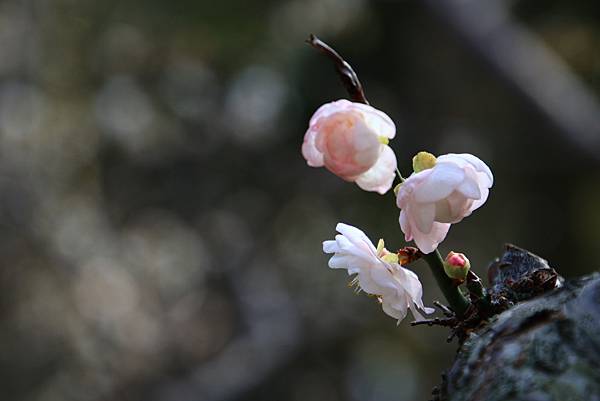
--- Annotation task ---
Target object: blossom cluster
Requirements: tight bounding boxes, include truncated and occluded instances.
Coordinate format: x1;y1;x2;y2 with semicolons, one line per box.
302;100;494;323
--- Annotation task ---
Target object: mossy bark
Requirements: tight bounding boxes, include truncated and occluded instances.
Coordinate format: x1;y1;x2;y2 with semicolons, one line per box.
444;272;600;401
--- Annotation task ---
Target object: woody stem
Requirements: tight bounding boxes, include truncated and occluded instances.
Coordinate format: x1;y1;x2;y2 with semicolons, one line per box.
422;249;470;317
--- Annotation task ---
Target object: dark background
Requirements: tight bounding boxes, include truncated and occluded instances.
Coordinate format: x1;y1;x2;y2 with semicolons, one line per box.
0;1;599;400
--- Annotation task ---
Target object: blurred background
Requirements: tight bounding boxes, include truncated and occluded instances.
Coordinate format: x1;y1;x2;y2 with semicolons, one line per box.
0;0;599;400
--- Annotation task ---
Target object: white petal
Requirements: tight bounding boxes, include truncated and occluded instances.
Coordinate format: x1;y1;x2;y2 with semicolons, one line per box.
456;175;481;199
441;192;474;223
352;102;396;139
336;223;377;255
355;146;397;194
369;263;399;295
412;221;451;254
470;182;490;212
381;298;408;321
413;203;435;234
327;254;350;269
322;240;339;254
399;210;413;242
357;270;380;294
437;153;493;185
413;163;465;203
394;267;421;297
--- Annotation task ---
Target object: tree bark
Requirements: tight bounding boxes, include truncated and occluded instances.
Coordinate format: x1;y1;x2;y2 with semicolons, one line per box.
443;271;600;401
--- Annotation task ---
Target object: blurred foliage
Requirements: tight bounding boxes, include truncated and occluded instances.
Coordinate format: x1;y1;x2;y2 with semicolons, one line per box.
0;0;599;401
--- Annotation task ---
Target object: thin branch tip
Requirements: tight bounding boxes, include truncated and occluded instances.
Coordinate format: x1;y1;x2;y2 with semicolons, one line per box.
304;35;369;105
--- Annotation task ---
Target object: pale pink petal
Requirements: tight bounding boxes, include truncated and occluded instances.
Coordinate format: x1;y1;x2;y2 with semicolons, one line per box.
440;192;474;223
319;111;380;179
351;102;396;139
413;162;464;203
301;128;324;167
412;203;435;234
411;221;450;254
399;210;413;242
309;99;353;126
396;169;430;209
355;146;397;194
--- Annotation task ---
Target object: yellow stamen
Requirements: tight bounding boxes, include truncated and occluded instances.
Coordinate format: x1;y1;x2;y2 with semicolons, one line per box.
393;182;403;196
412;151;437;173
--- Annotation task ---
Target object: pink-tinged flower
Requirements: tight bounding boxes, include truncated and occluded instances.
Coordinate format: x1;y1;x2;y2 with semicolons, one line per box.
396;153;494;254
302;99;397;194
322;223;434;322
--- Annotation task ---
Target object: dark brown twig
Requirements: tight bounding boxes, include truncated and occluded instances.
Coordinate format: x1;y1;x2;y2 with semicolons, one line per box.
410;317;455;328
434;301;455;317
306;34;369;105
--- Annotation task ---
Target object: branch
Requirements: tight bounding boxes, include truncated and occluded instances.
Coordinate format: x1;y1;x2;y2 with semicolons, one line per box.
306;34;369;105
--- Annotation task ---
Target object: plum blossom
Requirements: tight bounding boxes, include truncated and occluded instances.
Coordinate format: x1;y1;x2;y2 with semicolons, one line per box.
396;153;494;254
302;99;397;194
323;223;434;322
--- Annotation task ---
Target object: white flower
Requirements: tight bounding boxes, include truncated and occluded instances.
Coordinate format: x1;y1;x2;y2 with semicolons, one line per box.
302;99;397;194
323;223;434;322
396;153;494;254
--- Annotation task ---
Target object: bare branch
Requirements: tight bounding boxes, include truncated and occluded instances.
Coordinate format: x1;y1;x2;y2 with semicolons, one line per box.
306;34;369;105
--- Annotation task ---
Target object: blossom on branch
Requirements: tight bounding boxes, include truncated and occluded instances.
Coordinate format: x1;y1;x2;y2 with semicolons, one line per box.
323;223;434;322
302;100;397;194
396;153;493;254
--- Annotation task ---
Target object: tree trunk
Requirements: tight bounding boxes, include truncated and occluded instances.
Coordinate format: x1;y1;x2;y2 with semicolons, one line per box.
443;271;600;401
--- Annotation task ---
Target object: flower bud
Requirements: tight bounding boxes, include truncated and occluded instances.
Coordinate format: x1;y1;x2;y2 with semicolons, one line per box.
443;251;471;281
412;151;436;173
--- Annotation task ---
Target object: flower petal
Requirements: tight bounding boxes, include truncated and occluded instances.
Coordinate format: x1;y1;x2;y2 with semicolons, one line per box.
351;102;396;139
335;223;377;255
413;162;465;203
309;99;353;126
301;128;324;167
441;192;474;223
399;210;413;242
456;175;481;200
412;221;450;254
322;240;339;254
470;179;490;212
413;202;435;234
381;298;408;321
355;145;397;194
437;153;493;186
